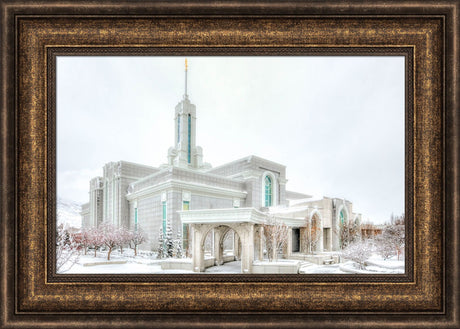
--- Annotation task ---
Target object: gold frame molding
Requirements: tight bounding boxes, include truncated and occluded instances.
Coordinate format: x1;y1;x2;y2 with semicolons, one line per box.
1;1;458;328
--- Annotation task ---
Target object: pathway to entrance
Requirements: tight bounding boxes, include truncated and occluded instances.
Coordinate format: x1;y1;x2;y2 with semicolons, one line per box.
204;261;241;274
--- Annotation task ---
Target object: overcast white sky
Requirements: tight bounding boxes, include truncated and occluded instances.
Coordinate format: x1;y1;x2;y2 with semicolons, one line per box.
57;56;405;224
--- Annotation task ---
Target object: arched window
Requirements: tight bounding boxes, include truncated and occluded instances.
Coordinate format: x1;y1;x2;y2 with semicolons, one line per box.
340;210;345;224
264;175;272;207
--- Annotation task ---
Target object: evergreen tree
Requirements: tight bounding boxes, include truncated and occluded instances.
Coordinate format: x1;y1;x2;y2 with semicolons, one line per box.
157;227;165;259
165;219;174;258
174;230;183;258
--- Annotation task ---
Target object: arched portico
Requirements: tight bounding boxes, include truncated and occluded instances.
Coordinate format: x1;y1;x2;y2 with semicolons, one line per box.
203;225;240;266
179;208;267;273
191;223;256;273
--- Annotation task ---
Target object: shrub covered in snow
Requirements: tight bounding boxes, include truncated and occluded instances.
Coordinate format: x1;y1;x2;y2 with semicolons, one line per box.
341;240;373;270
375;223;405;260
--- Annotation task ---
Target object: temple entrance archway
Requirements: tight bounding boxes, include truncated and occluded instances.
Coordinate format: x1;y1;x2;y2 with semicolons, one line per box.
191;222;259;273
179;207;270;273
203;226;241;266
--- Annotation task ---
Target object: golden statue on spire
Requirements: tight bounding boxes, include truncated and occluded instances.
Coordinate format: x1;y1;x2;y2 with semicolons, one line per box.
184;58;188;97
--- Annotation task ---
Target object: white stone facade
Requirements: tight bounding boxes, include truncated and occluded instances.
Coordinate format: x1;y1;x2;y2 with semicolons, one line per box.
80;62;363;272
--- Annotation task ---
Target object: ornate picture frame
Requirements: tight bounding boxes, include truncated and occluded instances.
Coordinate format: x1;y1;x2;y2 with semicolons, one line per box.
1;1;458;328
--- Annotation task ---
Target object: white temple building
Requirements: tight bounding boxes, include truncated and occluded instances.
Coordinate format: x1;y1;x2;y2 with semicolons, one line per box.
81;60;362;273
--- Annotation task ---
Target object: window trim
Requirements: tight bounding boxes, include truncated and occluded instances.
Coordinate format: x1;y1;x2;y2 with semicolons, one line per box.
261;171;277;207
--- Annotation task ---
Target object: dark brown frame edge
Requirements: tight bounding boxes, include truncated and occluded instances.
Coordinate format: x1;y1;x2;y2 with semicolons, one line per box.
1;1;458;328
47;46;414;284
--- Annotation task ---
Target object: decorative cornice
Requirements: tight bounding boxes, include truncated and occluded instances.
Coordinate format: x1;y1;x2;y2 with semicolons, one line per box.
179;207;267;225
126;179;247;201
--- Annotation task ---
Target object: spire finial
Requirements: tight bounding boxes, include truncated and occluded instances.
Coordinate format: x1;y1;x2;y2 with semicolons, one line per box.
184;58;188;98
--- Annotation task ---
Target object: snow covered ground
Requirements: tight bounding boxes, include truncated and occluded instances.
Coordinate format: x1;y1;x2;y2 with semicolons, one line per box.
298;254;404;274
62;249;195;274
63;249;244;274
62;249;404;274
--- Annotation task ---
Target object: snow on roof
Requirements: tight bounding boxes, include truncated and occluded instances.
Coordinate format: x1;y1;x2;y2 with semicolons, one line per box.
288;197;325;206
268;205;311;215
285;190;312;200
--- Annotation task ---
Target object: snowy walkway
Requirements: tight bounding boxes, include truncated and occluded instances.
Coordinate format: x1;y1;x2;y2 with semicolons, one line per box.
205;261;241;274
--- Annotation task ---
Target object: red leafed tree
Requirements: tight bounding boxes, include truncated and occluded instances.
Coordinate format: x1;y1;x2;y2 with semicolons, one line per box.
99;222;122;261
89;225;105;257
117;226;132;254
130;227;147;256
79;228;92;255
263;216;289;262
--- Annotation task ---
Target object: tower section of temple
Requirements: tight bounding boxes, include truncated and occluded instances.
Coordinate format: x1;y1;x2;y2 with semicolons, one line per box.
167;59;208;170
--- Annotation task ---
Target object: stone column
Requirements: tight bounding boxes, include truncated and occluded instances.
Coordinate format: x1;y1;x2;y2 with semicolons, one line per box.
240;224;254;273
234;232;240;261
191;224;205;272
213;228;224;265
317;222;324;252
253;229;259;261
286;227;293;258
299;227;305;253
259;226;264;261
328;228;333;251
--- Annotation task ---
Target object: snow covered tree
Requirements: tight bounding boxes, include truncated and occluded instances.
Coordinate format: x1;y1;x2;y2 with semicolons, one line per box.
88;226;104;257
99;222;121;261
130;227;147;256
374;234;395;260
56;224;80;273
164;218;174;258
303;215;321;254
157;227;165;259
79;228;91;255
390;212;405;226
117;226;131;254
174;230;183;258
337;218;360;249
341;240;373;270
263;216;289;262
376;218;405;260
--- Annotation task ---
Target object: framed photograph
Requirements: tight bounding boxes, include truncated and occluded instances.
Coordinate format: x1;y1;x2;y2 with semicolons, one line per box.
1;1;458;328
55;55;406;277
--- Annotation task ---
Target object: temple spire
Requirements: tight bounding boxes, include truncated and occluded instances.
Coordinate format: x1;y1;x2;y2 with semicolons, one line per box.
184;58;188;98
168;58;209;170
